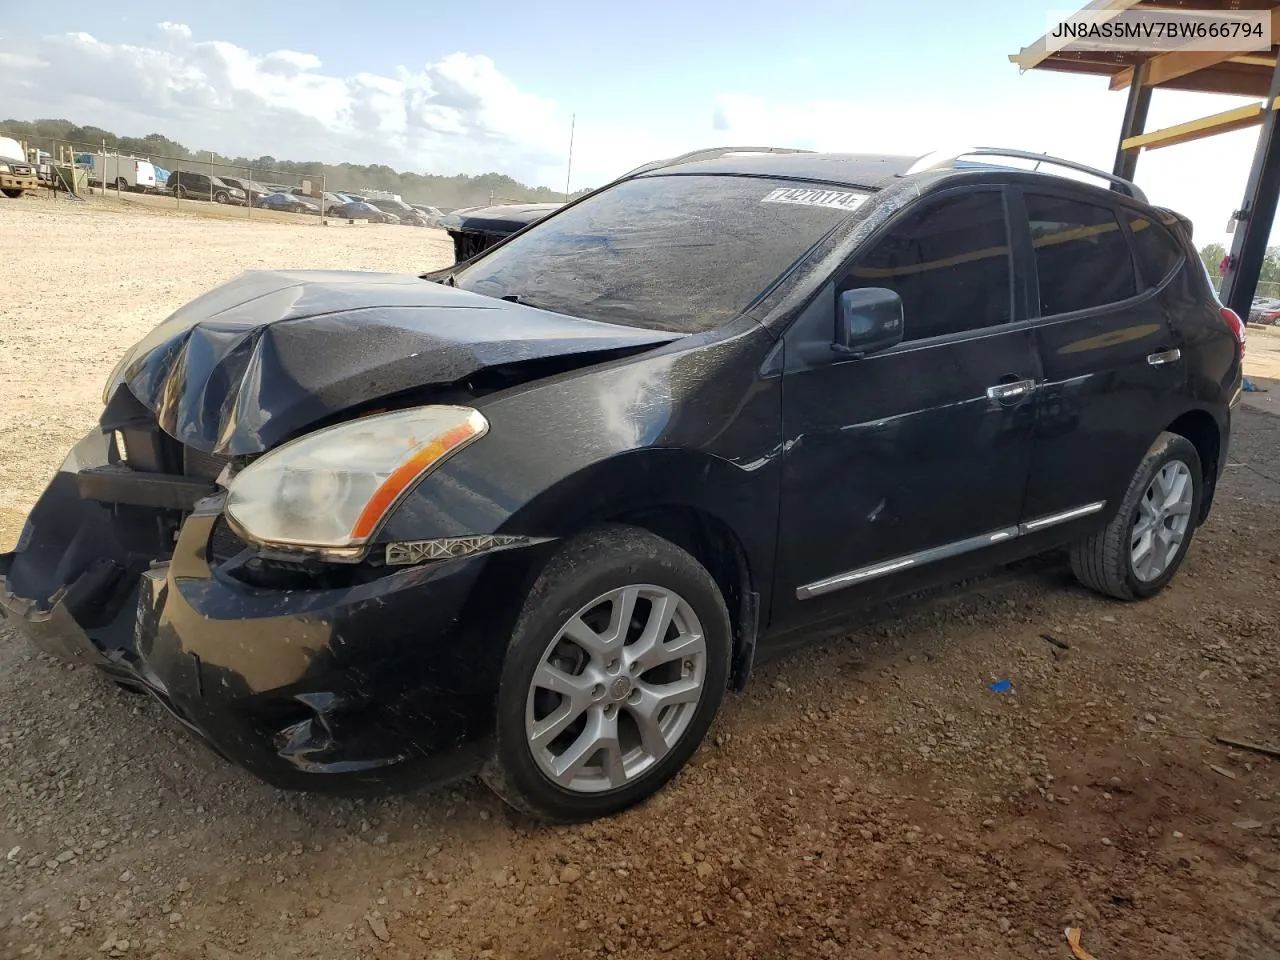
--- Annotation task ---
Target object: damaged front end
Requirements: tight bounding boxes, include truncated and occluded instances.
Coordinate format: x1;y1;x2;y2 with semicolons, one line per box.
0;391;498;789
1;269;680;791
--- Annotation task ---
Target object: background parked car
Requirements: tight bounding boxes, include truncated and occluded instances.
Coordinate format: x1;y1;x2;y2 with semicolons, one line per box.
218;177;274;206
256;192;320;214
329;200;396;222
167;171;246;205
1249;297;1280;324
286;188;346;209
438;201;562;262
410;203;445;225
363;196;426;225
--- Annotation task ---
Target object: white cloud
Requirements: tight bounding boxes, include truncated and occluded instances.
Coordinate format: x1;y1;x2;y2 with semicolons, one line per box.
0;24;588;187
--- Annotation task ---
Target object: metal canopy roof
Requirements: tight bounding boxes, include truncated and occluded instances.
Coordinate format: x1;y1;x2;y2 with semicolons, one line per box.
1012;0;1280;97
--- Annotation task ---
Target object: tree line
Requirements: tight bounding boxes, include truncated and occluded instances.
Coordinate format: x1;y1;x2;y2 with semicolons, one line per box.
1;117;591;209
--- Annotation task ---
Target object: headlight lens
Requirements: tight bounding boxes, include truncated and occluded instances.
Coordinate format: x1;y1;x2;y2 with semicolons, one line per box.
226;406;488;557
0;164;10;174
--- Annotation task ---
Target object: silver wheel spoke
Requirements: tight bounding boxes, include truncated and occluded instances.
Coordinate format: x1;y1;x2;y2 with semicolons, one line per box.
562;615;609;657
529;700;584;749
552;711;618;785
631;677;702;721
1165;500;1192;518
532;662;592;701
601;585;640;647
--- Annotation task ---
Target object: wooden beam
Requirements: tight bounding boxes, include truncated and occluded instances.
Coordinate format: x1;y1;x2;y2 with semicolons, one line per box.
1109;8;1280;91
1160;64;1278;97
1010;0;1148;71
1120;101;1268;152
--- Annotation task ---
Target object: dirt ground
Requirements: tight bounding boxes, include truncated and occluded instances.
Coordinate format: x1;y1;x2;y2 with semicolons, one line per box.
2;197;1280;960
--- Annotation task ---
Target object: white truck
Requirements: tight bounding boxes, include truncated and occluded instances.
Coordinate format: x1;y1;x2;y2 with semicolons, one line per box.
0;135;38;198
87;154;158;192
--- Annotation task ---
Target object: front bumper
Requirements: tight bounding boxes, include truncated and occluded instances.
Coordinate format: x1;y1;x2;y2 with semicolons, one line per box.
0;431;521;793
0;172;37;192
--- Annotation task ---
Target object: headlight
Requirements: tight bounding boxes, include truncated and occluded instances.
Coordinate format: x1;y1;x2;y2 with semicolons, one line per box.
0;164;9;174
225;406;488;559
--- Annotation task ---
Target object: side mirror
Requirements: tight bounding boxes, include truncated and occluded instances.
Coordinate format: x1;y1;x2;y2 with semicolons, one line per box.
835;287;904;358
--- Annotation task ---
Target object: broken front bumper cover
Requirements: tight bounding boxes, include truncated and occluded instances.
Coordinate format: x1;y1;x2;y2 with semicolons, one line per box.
0;430;508;793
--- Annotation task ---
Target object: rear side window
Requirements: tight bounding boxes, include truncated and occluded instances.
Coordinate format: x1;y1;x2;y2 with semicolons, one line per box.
845;190;1012;342
1126;212;1185;287
1026;194;1135;316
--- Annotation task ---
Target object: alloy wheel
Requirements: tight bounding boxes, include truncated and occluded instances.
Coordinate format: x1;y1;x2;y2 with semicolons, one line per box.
1130;459;1194;581
524;584;707;794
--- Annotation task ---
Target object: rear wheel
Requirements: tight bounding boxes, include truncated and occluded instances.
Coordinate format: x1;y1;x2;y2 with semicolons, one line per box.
483;525;731;822
1070;431;1202;600
114;177;128;191
174;186;187;199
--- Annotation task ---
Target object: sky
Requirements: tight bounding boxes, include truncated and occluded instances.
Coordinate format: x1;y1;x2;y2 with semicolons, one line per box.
0;0;1268;246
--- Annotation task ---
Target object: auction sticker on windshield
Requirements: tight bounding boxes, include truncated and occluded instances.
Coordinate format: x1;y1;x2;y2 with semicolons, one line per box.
761;187;868;211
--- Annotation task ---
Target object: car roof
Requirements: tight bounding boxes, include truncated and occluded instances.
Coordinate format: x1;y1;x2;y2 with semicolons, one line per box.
630;147;1148;204
638;152;919;190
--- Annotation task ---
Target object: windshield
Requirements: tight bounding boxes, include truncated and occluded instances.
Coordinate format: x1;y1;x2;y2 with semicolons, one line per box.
453;174;868;332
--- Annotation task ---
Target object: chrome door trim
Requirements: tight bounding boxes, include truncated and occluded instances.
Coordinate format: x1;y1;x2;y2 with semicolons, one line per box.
1018;500;1106;533
1147;348;1181;367
795;526;1019;600
794;499;1108;600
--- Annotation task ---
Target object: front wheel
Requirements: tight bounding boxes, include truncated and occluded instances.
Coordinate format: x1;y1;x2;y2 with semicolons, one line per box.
0;188;22;199
482;525;731;822
213;190;229;204
1070;431;1203;600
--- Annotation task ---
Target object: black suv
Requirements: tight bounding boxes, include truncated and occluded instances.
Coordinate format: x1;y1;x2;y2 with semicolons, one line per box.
166;171;246;205
0;147;1243;822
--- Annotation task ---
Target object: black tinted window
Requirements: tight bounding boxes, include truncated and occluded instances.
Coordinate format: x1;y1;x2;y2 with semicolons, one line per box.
1026;194;1135;316
845;191;1011;341
1126;212;1185;287
456;175;870;333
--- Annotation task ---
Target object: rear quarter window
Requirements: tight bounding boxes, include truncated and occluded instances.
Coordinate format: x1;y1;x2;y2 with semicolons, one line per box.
1126;212;1186;288
1026;194;1135;316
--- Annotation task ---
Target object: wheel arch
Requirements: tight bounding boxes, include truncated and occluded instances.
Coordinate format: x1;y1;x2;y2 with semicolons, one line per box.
606;504;759;692
1164;407;1223;521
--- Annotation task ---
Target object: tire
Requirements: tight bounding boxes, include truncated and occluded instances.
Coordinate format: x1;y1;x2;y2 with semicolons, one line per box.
213;191;229;204
1;188;21;199
115;177;128;191
174;186;187;199
482;524;731;822
1070;431;1202;601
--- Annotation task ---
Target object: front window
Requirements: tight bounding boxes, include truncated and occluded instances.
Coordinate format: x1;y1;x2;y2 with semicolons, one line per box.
453;174;870;333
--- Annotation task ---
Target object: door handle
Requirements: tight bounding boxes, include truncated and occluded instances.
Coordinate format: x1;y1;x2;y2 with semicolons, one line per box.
1147;348;1181;367
986;379;1037;402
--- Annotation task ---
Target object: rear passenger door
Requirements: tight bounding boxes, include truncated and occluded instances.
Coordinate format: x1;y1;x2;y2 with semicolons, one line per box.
1016;188;1186;532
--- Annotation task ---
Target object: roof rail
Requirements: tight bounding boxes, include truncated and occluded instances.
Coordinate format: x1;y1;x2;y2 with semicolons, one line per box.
908;147;1146;202
618;145;815;181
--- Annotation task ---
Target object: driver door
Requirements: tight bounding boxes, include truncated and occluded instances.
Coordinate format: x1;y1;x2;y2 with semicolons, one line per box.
771;186;1040;630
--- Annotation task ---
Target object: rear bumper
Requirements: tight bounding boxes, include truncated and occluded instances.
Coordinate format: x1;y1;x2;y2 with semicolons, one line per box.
0;430;520;793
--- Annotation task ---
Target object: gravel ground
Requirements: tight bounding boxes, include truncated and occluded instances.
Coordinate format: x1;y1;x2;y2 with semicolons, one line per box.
3;198;1280;960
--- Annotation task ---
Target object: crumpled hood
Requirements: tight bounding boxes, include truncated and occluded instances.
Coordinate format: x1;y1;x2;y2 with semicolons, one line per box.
111;270;684;455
